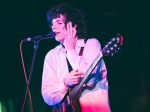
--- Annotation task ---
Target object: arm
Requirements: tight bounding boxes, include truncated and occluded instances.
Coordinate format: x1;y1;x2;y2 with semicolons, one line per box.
67;38;101;73
67;38;108;87
41;51;69;105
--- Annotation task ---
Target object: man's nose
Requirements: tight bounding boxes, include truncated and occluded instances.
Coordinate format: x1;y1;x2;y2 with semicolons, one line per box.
51;24;57;31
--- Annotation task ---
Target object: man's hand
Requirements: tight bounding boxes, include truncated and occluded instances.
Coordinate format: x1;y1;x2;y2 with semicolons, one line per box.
63;22;77;50
64;69;84;87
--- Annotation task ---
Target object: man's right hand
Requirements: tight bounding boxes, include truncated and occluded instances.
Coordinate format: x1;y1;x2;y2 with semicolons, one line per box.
64;69;84;87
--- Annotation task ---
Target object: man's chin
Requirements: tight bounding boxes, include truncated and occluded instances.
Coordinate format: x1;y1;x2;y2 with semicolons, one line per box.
55;36;64;43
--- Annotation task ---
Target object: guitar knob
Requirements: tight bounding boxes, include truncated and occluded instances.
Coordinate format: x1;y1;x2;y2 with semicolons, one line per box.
110;47;113;50
118;47;121;50
114;44;117;47
112;38;115;41
105;45;108;47
107;50;110;53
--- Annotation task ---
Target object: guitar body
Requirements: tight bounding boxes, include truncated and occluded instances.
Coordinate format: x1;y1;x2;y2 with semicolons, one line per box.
52;88;81;112
52;104;64;112
69;87;81;112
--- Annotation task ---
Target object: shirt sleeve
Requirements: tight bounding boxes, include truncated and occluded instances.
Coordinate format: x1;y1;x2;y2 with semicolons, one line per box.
66;38;102;73
41;51;68;106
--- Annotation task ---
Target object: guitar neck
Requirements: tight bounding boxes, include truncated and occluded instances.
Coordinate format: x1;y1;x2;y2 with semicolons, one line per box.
69;34;123;100
69;52;103;100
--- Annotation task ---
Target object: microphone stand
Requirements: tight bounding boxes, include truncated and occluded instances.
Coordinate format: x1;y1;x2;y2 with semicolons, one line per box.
21;40;40;112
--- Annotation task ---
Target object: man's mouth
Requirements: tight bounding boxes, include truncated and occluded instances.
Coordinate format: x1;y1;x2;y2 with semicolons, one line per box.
55;32;60;34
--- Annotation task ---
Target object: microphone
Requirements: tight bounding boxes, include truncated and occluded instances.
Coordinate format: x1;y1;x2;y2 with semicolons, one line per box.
23;32;56;42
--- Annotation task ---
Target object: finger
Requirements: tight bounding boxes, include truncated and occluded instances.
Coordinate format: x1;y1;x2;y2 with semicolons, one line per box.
73;81;79;84
69;22;73;37
77;71;84;75
70;79;78;84
72;79;80;83
62;28;67;37
67;22;69;37
72;69;78;72
72;82;78;85
72;72;84;77
72;75;82;79
73;80;81;84
70;69;78;76
73;27;76;38
72;73;82;77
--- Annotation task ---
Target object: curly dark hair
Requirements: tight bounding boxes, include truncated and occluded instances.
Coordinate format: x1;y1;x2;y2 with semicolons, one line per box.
47;3;88;39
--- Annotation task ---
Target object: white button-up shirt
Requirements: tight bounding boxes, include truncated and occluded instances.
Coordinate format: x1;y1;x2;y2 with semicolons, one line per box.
41;38;111;112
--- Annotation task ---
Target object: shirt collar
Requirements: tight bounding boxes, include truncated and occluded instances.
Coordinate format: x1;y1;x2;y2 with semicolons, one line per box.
56;39;86;54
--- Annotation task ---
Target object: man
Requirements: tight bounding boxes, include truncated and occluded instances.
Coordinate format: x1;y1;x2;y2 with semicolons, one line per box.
41;3;111;112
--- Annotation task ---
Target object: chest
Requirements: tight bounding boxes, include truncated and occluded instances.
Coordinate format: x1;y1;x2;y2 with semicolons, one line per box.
54;47;84;81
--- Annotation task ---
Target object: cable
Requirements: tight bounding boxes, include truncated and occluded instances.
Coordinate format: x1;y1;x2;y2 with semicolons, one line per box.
20;40;34;112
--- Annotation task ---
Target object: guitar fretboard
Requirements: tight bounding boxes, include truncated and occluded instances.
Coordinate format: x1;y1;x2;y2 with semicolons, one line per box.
69;51;103;100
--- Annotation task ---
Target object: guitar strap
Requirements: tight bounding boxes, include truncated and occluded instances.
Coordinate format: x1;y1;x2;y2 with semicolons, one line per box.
66;47;84;72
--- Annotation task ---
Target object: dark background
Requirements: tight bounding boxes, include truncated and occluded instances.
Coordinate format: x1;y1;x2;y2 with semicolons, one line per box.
1;0;150;112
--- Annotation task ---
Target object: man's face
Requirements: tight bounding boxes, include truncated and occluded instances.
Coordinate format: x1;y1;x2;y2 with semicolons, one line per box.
52;14;66;43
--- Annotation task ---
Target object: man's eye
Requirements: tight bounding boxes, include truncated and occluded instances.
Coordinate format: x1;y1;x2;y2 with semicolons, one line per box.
58;23;62;24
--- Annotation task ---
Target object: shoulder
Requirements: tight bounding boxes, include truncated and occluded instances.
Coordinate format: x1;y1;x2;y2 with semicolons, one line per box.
86;38;101;46
86;38;100;43
45;45;60;60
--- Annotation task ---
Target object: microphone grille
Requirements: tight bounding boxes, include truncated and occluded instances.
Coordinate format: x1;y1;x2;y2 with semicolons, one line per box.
49;31;56;38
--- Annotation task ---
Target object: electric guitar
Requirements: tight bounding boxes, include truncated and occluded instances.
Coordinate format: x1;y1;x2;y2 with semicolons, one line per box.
52;33;124;112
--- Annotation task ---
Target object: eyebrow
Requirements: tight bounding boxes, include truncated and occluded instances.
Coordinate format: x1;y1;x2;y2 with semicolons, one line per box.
52;19;64;23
